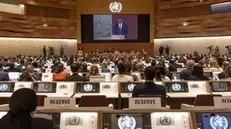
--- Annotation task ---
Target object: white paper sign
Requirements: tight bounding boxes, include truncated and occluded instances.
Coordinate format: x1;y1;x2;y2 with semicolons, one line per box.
45;68;52;73
129;98;161;109
44;97;76;108
41;73;53;82
214;97;231;108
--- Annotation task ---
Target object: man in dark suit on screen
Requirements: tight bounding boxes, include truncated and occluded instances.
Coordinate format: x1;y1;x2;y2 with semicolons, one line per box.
113;17;128;38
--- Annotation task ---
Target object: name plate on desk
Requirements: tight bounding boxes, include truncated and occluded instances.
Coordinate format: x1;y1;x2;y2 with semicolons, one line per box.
129;98;161;109
41;73;53;82
214;97;231;108
44;97;76;108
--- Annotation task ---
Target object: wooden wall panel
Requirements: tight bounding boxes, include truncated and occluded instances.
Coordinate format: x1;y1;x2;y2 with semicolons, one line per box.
156;0;231;38
157;0;229;9
78;43;154;56
26;5;70;18
15;0;76;9
0;11;76;38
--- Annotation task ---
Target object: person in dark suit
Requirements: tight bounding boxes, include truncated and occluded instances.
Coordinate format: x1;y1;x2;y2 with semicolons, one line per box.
0;88;53;129
7;63;20;72
113;17;128;38
65;63;89;81
188;65;210;81
218;61;230;80
180;60;195;80
132;66;166;99
19;65;36;81
169;59;182;72
0;62;9;81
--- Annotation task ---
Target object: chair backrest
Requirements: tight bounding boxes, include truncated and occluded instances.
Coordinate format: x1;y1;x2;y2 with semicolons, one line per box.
79;95;109;107
194;94;222;106
138;94;166;107
37;95;47;106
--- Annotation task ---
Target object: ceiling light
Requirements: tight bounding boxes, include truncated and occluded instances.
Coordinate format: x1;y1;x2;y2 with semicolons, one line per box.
182;22;188;26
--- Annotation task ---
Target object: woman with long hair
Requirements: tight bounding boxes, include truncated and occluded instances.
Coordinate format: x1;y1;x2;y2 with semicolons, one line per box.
89;65;100;76
209;60;223;72
0;88;53;129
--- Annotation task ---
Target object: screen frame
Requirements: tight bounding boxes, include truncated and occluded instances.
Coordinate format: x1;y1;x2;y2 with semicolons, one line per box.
76;83;100;93
0;82;15;92
120;82;143;93
34;82;57;93
81;14;150;43
209;82;231;92
165;82;189;93
102;113;151;129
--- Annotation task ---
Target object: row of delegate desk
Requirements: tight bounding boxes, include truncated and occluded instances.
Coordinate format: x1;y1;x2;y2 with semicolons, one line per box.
0;81;230;109
1;109;231;129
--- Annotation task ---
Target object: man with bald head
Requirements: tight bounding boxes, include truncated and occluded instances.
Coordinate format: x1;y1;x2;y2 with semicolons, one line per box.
218;61;231;80
180;60;195;80
19;65;36;81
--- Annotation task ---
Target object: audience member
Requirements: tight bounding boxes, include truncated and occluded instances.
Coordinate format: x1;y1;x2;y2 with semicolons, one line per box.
19;65;36;81
169;59;182;72
2;57;9;67
225;65;231;80
125;62;139;81
65;63;89;81
188;65;210;80
132;66;166;98
180;60;195;80
154;65;171;81
0;88;53;129
101;62;111;73
218;61;231;80
79;63;89;73
137;63;144;72
89;65;100;76
53;63;69;81
112;62;134;82
7;63;20;72
209;60;223;72
0;62;9;81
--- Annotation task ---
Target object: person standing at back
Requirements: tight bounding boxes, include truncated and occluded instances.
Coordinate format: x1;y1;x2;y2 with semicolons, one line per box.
111;62;134;82
132;66;166;99
0;88;53;129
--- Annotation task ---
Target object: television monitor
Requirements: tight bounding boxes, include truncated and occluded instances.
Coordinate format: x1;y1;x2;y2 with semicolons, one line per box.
76;83;100;93
8;72;20;81
203;72;213;78
102;113;151;129
120;82;143;93
165;82;189;93
0;82;15;92
209;81;231;92
34;82;57;93
196;112;231;129
35;113;60;129
81;14;150;43
211;2;231;14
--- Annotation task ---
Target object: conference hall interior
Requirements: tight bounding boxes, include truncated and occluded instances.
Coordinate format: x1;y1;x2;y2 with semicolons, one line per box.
0;0;231;129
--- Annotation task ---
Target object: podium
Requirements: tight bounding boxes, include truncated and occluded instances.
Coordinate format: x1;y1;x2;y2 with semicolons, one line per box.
111;35;125;40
